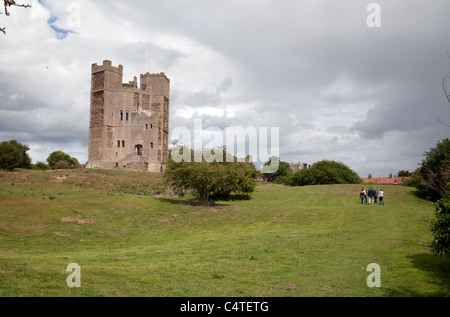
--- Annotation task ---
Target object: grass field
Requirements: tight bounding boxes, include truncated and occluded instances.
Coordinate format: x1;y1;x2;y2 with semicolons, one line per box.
0;169;449;297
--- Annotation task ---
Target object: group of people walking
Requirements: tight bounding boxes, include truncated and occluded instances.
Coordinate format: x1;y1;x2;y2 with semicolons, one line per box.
359;186;384;205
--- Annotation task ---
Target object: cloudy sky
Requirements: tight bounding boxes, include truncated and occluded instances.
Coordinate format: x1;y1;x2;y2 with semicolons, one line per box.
1;0;450;177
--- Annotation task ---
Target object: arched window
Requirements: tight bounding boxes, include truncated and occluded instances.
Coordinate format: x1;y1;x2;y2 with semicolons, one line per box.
145;124;148;129
120;111;123;121
135;144;142;156
150;142;154;149
117;140;120;147
150;123;153;129
122;140;125;147
126;111;129;121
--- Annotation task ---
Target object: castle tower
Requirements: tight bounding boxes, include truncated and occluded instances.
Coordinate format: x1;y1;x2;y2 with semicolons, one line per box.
86;60;170;172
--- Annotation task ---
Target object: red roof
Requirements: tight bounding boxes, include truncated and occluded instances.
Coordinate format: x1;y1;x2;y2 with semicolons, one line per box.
361;176;410;185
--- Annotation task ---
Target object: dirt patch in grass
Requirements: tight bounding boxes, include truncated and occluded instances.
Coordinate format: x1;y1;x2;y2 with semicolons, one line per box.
205;205;239;213
61;217;94;225
0;223;47;235
159;217;171;223
153;193;178;199
54;232;72;237
271;283;298;291
4;172;29;182
51;175;68;183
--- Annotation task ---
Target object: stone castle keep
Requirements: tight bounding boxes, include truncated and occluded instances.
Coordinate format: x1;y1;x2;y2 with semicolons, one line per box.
86;60;169;172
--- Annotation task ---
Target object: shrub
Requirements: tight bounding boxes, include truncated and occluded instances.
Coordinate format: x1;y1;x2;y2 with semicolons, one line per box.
262;158;292;183
414;139;450;200
47;151;79;169
430;195;450;257
288;160;361;186
164;146;258;205
33;161;49;170
0;140;31;171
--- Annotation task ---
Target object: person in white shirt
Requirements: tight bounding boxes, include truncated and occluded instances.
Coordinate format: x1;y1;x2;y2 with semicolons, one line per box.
378;189;384;205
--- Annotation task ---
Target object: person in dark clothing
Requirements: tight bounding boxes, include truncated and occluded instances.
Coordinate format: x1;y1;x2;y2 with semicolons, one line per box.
360;187;366;204
368;187;374;204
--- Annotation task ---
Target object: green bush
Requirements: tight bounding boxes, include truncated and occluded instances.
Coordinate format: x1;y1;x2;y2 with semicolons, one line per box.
262;158;292;183
430;195;450;257
164;146;258;205
33;161;49;170
411;138;450;200
47;151;79;169
287;160;361;186
0;140;31;171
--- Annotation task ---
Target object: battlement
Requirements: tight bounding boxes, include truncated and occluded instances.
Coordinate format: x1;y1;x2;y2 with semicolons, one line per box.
122;76;138;89
291;162;310;173
92;60;123;75
140;72;170;82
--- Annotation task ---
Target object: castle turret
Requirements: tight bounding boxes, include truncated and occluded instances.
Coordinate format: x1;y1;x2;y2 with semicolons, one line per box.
140;72;170;168
87;60;124;166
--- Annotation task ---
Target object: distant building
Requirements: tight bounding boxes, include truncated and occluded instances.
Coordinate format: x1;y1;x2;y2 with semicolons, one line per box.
361;173;410;185
291;162;310;173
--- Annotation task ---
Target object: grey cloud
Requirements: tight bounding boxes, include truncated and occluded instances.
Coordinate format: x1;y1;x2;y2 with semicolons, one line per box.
215;77;232;95
116;42;186;75
2;0;450;176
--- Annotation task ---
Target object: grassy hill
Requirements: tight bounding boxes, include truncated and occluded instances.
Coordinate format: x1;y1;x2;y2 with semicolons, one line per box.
0;169;448;296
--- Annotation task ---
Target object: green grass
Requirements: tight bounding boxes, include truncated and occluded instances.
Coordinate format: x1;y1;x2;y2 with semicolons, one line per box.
0;169;448;296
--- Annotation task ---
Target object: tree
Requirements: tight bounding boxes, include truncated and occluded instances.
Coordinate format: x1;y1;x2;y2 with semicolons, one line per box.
412;139;450;200
397;170;411;177
262;157;292;183
1;0;32;35
430;195;450;257
47;151;79;169
403;167;425;189
33;161;49;170
288;160;361;186
0;140;31;170
164;146;257;205
210;157;258;200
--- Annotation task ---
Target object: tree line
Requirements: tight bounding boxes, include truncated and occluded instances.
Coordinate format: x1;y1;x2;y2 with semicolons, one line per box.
0;140;79;171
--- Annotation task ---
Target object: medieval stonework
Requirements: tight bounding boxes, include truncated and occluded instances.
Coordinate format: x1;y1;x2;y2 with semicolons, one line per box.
291;162;310;173
86;60;169;172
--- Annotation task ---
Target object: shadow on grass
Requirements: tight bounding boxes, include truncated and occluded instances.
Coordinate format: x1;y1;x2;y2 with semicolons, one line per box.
383;253;450;296
406;189;431;201
154;193;251;207
153;197;226;207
